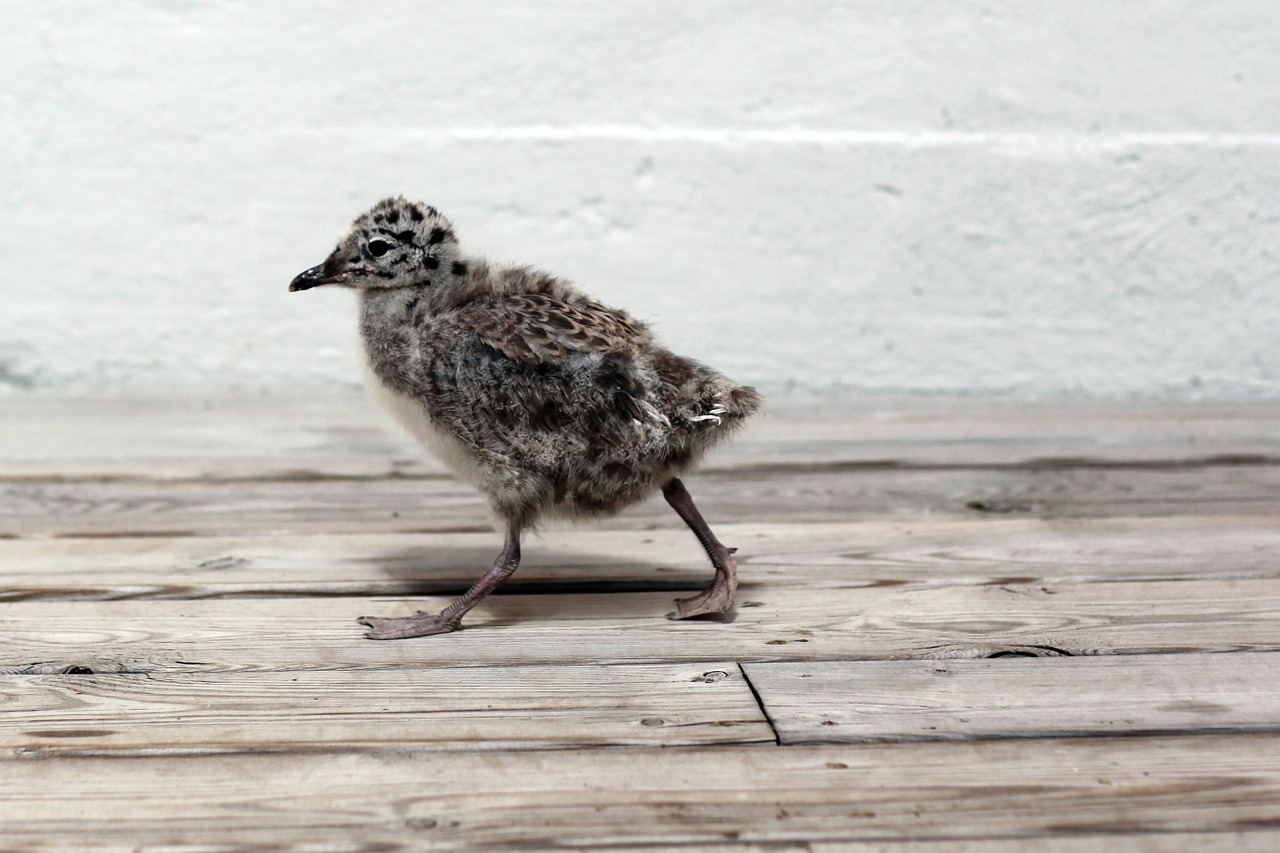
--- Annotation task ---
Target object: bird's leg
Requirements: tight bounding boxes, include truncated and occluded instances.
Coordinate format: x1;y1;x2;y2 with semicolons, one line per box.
358;525;522;639
662;478;738;619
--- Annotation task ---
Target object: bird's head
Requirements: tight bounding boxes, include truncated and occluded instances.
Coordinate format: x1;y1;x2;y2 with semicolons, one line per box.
289;197;463;293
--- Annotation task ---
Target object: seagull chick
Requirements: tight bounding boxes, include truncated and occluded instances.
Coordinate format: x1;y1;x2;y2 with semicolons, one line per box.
290;197;762;639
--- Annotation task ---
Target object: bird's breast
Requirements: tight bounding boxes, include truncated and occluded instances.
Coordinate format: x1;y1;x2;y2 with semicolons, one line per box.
362;360;483;487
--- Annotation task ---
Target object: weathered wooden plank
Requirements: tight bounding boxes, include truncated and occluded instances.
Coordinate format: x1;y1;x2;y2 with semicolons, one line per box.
4;461;1278;539
808;834;1280;852
593;837;1280;853
0;662;769;754
0;391;434;480
583;834;1280;852
4;392;1280;479
3;515;1278;601
3;579;1278;673
744;652;1280;744
1;735;1278;847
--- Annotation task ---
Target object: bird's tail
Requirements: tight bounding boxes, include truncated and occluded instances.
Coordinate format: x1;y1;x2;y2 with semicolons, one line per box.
680;378;761;432
721;384;763;419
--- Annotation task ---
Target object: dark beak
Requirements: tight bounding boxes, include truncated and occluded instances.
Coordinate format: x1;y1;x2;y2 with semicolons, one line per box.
289;262;348;292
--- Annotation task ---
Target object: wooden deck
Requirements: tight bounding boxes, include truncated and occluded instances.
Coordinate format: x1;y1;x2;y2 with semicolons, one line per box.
2;392;1279;850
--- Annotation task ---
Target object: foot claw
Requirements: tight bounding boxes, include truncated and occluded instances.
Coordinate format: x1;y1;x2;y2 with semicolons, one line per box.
357;614;461;640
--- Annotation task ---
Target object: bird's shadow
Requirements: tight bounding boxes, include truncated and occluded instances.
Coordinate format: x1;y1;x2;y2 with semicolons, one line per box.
355;543;741;626
358;544;710;599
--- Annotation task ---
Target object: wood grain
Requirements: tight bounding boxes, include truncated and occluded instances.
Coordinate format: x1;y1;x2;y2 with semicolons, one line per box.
4;394;1280;850
2;735;1278;848
3;579;1278;674
2;515;1276;601
1;662;770;754
808;834;1280;852
5;392;1279;479
4;461;1279;539
744;652;1280;743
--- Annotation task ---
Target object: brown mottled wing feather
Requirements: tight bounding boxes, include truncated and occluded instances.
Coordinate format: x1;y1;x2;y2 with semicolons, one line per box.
455;294;645;363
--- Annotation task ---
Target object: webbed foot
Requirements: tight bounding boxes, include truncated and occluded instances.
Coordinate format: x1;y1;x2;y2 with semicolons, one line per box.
667;571;737;620
357;613;462;640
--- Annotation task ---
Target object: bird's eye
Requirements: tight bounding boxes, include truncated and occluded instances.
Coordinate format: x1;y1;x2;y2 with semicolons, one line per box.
367;239;391;258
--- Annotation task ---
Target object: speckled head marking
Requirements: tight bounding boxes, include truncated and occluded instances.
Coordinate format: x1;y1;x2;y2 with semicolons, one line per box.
289;197;462;292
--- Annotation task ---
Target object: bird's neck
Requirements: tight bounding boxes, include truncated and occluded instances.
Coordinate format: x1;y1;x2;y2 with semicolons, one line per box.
358;288;423;393
359;285;419;317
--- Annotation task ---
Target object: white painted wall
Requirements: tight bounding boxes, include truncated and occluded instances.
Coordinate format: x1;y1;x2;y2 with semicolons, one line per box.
2;1;1278;396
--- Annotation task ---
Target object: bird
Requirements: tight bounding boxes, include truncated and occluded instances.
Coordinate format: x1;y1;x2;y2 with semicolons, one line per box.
290;196;761;639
